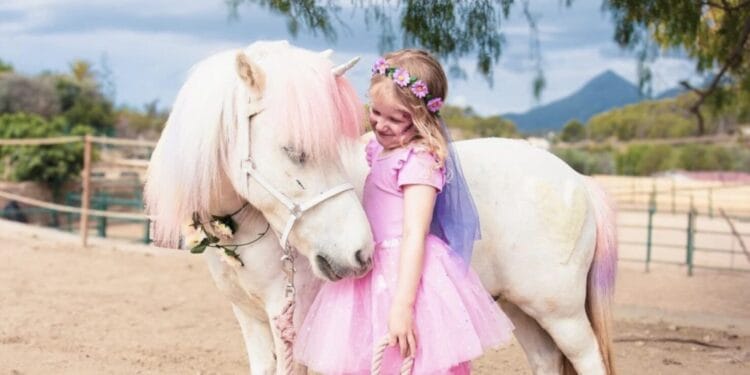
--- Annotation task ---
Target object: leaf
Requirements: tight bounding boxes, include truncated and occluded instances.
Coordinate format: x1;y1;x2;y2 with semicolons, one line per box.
190;238;211;254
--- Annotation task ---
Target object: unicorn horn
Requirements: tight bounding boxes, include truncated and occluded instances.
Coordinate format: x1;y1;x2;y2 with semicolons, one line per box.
332;56;360;77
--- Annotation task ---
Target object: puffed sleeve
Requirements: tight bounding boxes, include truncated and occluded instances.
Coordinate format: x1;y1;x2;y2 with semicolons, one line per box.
365;138;381;167
395;148;445;192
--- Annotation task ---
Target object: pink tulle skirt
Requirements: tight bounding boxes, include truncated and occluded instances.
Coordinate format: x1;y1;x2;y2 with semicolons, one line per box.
294;235;515;374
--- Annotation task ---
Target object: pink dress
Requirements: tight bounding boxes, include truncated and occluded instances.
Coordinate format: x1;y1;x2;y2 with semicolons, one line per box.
294;139;514;374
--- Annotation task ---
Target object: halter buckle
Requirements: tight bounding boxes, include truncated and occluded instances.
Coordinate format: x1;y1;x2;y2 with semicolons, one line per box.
290;203;302;218
285;283;296;298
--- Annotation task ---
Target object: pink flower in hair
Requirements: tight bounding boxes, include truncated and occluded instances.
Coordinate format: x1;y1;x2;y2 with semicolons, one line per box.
410;80;429;98
427;97;443;113
392;68;410;87
371;57;388;75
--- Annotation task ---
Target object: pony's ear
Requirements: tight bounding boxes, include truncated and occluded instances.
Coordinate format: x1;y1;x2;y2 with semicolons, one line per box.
236;52;265;95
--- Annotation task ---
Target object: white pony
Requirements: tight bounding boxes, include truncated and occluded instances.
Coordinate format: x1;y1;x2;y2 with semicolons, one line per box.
145;41;377;373
149;41;618;375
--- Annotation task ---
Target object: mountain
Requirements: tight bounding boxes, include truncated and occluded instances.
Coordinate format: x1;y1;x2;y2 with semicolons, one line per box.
503;70;643;133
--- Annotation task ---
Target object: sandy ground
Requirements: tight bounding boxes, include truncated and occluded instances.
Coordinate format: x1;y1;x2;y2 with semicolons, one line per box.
1;219;748;374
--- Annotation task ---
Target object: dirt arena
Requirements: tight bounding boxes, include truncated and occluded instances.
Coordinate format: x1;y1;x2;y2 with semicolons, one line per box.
1;219;748;374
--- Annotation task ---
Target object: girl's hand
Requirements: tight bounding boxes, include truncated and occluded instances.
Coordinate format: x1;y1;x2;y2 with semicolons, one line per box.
388;303;417;358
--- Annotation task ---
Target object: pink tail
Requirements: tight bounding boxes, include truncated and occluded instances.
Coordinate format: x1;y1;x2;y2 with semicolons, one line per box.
581;177;618;374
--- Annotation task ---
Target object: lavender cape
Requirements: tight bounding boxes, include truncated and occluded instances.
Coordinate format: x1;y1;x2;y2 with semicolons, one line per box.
429;118;481;268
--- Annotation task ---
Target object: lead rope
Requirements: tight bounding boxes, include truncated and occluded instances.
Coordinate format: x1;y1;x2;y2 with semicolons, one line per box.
271;249;414;375
273;244;297;375
371;336;414;375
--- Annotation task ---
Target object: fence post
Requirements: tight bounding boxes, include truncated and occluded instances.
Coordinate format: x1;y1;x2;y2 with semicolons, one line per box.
672;176;677;213
646;197;655;273
686;197;695;276
80;134;92;247
708;187;714;218
97;193;108;238
143;219;151;244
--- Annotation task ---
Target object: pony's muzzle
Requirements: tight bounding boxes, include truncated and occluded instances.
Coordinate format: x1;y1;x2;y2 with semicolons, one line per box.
314;249;372;281
354;249;373;276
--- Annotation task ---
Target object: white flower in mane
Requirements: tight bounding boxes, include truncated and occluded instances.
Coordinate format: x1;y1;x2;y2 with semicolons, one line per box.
211;220;234;239
184;226;206;249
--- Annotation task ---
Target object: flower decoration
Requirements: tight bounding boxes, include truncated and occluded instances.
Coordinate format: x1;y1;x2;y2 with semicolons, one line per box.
392;68;411;87
184;213;245;266
211;220;234;239
371;57;389;75
410;80;429;98
427;98;444;113
371;57;444;114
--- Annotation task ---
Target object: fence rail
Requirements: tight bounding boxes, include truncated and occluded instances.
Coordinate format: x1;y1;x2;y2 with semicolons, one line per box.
617;205;750;275
0;135;153;246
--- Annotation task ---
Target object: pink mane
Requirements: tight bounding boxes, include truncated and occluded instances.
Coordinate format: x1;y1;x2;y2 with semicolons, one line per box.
256;44;363;159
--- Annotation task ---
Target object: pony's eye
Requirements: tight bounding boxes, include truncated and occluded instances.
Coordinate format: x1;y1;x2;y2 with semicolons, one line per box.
282;146;307;165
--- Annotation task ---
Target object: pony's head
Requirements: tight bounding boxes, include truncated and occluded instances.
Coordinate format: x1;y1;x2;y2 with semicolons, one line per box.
145;40;373;281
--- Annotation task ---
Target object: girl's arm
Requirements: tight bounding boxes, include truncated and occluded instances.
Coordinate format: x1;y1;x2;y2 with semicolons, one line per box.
389;184;438;357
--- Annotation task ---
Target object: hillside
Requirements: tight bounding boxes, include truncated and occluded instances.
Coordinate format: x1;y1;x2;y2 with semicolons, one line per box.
503;70;643;133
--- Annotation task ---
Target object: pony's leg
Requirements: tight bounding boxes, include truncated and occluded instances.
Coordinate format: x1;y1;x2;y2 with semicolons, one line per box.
498;299;564;375
537;311;605;375
205;252;277;373
232;304;277;375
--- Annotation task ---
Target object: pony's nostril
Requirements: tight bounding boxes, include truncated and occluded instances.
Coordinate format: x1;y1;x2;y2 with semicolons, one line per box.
316;254;338;280
355;249;368;267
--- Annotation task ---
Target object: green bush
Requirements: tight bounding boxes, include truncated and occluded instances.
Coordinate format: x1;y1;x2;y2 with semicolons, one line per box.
0;113;94;197
613;143;748;175
552;148;615;175
560;119;585;142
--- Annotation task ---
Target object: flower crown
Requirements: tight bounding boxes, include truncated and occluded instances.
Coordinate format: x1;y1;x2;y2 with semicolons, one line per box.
371;57;444;114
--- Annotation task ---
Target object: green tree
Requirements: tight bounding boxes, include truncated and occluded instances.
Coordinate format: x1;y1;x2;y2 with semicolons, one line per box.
69;60;95;85
605;0;750;135
0;74;61;118
0;59;12;74
115;100;169;139
226;0;552;95
587;93;707;141
615;144;674;175
553;148;615;175
0;113;94;198
473;115;519;138
560;119;585;142
676;144;733;171
55;75;115;135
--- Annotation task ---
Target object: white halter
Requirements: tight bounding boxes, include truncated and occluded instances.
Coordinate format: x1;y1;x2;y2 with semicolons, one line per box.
240;157;353;249
239;103;353;251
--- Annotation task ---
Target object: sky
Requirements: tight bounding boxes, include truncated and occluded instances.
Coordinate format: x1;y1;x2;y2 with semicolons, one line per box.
0;0;700;116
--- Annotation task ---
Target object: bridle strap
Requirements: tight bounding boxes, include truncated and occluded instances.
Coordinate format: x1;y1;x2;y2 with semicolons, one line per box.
241;157;354;249
238;102;353;250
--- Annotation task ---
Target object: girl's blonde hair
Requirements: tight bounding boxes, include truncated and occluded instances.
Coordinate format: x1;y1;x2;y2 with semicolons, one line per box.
369;49;448;164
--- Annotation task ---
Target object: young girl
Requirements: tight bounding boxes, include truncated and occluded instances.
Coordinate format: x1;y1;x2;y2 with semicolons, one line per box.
294;50;514;374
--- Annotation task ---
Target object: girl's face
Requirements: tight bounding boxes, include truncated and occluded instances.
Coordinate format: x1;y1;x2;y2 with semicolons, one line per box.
369;94;416;150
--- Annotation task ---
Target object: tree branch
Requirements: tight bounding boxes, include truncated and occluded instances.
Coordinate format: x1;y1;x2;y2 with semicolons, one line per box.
680;14;750;134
